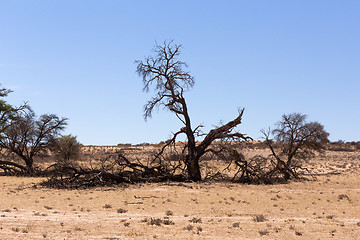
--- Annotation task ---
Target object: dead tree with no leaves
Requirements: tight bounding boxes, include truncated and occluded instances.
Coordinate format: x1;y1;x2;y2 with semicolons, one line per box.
136;41;250;181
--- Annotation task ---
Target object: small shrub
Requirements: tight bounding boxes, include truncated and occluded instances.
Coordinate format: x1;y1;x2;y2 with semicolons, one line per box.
338;194;350;200
148;218;162;226
165;210;173;216
117;208;128;213
253;214;267;222
184;224;193;231
295;231;302;236
232;222;240;228
11;227;20;232
259;230;269;236
103;204;112;209
163;219;175;225
189;217;202;223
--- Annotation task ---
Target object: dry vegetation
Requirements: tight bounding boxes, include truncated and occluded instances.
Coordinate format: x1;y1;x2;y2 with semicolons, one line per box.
0;144;359;239
0;43;359;238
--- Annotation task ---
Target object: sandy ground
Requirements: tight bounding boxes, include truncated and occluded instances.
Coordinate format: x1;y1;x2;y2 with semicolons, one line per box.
0;151;359;239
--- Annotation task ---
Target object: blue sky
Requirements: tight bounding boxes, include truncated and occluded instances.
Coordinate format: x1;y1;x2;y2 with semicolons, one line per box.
1;1;359;145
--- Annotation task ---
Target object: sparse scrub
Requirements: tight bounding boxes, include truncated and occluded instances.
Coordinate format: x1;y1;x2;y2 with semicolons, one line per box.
232;222;240;228
165;210;173;216
117;208;128;213
253;214;267;222
148;218;163;226
49;134;81;166
11;227;20;232
184;224;194;231
338;194;350;200
163;219;175;225
259;230;269;236
189;217;202;223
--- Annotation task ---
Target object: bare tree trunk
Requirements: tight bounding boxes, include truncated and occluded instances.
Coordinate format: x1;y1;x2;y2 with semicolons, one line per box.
137;42;249;182
24;158;34;174
186;154;201;181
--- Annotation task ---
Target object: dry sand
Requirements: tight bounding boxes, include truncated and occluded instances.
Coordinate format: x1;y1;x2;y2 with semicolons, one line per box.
0;150;359;239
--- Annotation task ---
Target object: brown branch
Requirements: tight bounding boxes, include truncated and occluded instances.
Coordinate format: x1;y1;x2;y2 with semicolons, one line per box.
197;109;249;154
0;160;27;172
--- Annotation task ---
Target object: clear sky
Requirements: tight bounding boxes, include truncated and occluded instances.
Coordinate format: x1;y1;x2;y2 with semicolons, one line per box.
1;1;359;145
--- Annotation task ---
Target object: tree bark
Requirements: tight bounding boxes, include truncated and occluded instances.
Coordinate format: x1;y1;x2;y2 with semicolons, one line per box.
186;155;201;181
24;158;34;174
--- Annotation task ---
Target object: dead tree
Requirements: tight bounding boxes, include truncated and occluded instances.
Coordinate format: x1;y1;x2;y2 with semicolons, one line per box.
42;150;186;189
136;40;250;181
262;113;329;180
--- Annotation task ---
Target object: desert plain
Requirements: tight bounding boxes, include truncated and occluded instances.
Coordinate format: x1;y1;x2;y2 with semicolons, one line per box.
0;148;359;240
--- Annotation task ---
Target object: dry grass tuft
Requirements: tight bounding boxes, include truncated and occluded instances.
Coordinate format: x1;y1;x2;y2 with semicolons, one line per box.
117;208;128;213
232;222;240;228
184;224;193;231
189;217;202;223
253;214;267;222
165;210;173;216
